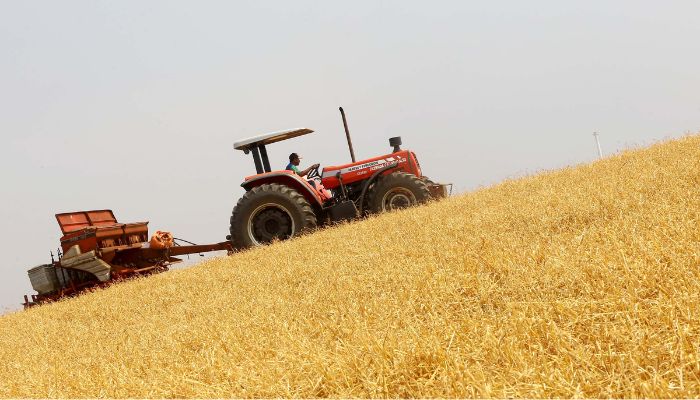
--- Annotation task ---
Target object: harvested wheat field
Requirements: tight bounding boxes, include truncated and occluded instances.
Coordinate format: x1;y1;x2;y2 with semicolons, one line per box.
2;135;700;398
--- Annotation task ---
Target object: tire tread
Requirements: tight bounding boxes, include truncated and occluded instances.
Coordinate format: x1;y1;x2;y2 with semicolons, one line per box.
230;183;317;249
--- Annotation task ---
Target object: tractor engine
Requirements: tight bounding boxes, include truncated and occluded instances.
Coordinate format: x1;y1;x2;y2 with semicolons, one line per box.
320;137;422;190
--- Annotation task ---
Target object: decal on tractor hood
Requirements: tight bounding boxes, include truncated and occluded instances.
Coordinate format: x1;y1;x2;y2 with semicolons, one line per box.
322;156;406;178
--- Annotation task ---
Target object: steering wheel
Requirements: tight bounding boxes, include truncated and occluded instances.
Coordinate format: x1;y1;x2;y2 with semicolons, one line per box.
307;164;321;179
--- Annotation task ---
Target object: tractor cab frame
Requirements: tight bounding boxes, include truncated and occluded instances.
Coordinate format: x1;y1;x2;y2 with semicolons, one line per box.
233;128;314;175
233;128;332;208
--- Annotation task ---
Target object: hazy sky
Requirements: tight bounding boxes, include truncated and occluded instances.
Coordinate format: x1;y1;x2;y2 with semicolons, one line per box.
1;1;699;312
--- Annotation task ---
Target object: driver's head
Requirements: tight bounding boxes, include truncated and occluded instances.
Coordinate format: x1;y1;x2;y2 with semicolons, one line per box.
289;152;301;166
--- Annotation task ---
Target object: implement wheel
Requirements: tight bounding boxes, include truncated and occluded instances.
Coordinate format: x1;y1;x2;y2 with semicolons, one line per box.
368;171;431;213
230;183;317;249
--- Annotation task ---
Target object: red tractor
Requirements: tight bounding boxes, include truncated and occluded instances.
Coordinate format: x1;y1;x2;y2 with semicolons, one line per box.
228;108;450;249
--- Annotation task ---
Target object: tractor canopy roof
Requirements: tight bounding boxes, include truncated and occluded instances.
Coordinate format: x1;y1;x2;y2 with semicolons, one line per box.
233;128;314;152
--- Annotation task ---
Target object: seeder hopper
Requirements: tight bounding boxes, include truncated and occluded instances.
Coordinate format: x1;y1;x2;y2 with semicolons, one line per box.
23;210;232;308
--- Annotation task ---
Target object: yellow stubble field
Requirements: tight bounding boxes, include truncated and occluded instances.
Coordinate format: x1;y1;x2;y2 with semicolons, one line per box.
1;135;699;398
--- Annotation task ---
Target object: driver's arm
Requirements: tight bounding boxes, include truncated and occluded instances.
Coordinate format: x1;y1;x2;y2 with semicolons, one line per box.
299;164;320;177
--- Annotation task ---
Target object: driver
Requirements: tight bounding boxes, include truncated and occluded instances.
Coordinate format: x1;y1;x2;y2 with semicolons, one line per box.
286;153;319;178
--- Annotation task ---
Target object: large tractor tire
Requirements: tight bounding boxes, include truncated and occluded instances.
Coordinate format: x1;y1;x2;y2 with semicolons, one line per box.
230;183;317;249
368;171;431;213
421;176;436;186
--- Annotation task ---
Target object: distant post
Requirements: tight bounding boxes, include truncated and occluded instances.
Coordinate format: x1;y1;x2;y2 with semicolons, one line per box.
593;132;603;158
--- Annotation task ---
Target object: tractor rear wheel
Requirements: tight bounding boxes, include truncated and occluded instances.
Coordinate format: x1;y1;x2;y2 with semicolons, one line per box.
230;183;317;249
368;172;431;213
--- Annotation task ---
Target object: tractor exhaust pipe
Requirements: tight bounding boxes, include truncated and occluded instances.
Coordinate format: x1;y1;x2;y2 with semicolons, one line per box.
339;107;356;163
389;136;402;152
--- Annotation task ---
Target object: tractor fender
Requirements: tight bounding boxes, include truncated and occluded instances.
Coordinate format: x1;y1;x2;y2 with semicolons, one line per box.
241;172;324;207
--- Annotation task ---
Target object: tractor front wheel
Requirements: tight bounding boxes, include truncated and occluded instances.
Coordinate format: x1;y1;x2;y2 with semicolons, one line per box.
230;183;317;249
368;172;431;213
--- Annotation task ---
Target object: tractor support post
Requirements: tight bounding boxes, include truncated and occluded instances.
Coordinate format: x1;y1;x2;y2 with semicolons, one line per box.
260;144;272;172
259;145;272;172
251;145;264;174
339;107;356;163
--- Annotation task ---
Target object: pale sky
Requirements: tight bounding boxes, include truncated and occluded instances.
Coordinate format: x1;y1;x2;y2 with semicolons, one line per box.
1;1;699;312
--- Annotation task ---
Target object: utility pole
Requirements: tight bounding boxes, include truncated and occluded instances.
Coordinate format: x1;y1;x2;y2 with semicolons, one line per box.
593;131;603;158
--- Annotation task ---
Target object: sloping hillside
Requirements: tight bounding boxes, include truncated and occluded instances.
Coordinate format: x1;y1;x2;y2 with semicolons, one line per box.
1;136;700;398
